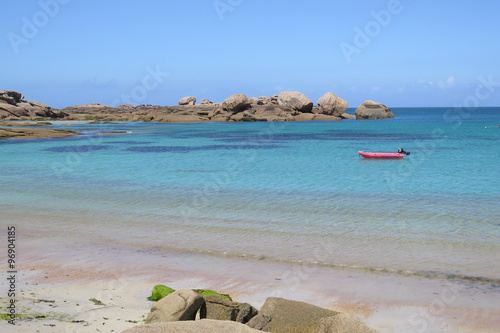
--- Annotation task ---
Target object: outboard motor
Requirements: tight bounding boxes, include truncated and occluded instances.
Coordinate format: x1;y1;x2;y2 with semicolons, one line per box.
398;148;410;155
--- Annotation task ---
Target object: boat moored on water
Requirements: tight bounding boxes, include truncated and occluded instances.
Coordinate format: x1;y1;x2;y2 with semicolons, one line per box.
358;148;410;159
358;151;404;159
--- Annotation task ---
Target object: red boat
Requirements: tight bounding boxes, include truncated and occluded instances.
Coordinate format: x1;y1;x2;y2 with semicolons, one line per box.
358;151;408;159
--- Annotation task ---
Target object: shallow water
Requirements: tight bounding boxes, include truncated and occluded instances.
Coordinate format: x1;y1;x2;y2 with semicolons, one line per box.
1;107;499;282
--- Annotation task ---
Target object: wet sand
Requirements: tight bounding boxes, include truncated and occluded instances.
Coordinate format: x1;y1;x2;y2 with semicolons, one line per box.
2;219;499;333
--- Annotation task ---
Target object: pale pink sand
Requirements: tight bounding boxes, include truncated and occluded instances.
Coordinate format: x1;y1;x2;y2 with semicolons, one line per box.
1;211;499;333
1;230;498;333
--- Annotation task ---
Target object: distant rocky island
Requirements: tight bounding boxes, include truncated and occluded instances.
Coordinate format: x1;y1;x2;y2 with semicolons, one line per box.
0;89;394;123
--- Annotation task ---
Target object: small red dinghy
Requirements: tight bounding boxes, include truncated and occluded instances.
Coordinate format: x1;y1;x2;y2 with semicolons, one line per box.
358;148;410;159
358;151;405;159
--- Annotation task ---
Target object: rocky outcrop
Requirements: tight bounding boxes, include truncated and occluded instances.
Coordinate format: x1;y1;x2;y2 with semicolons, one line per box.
230;111;263;122
145;289;205;324
1;89;394;123
200;98;214;105
0;103;30;118
355;100;394;119
200;295;258;323
247;297;341;333
318;92;348;116
209;108;232;121
278;91;314;113
341;113;356;119
178;96;196;106
122;320;263;333
294;113;316;121
269;95;279;105
249;96;278;106
73;103;113;108
222;94;251;113
0;124;77;140
58;96;351;123
252;105;295;121
0;90;23;105
313;114;342;121
0;90;66;120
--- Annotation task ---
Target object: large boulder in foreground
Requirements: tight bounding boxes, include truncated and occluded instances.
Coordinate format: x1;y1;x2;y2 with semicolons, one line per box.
200;295;258;323
222;94;251;113
317;92;348;116
145;289;205;324
123;319;262;333
246;297;341;333
278;91;314;113
315;313;378;333
355;100;394;119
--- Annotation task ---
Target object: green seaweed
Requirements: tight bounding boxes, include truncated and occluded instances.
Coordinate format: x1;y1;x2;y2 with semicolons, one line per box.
0;313;11;320
89;298;106;306
193;289;232;300
147;285;175;301
0;312;74;322
146;285;232;302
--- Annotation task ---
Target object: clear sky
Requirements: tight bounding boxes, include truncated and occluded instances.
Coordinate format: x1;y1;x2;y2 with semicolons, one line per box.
1;0;499;108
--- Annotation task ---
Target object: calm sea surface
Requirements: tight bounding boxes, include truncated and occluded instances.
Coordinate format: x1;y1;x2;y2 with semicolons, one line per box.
1;107;499;281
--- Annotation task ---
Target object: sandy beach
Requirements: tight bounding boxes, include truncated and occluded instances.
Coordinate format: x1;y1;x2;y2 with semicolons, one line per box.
2;223;499;333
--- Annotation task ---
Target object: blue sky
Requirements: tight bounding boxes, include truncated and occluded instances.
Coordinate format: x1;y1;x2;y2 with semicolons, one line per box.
1;0;499;108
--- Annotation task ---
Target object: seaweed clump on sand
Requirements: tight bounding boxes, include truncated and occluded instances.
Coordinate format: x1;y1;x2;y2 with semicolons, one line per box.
147;285;231;302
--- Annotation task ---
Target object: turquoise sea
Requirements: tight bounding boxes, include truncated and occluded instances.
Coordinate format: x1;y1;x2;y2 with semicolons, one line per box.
1;107;499;282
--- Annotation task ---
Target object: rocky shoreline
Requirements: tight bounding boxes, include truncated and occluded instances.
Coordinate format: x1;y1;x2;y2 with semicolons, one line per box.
122;287;378;333
0;90;66;119
1;90;394;123
0;122;77;140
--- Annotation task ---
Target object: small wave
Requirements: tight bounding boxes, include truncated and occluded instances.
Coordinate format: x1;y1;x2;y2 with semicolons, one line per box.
146;246;500;286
